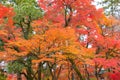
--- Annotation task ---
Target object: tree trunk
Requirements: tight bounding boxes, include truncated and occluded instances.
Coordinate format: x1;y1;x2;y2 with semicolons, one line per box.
38;63;42;80
69;58;84;80
17;73;22;80
84;64;90;80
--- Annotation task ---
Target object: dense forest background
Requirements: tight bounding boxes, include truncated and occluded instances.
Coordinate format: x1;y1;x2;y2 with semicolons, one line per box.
0;0;120;80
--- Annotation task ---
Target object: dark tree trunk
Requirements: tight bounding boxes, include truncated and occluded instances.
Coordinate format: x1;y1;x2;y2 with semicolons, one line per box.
69;58;84;80
38;63;42;80
17;73;22;80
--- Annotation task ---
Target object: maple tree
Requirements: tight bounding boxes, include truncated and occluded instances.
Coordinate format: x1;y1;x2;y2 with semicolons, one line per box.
0;0;120;80
37;0;110;80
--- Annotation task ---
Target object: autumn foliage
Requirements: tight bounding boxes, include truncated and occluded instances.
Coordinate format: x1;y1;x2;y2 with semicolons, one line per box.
0;0;120;80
